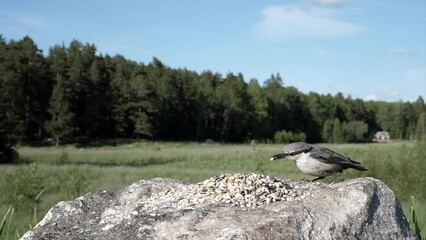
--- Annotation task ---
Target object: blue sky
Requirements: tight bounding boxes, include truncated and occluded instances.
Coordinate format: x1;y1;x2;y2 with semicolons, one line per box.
1;0;425;102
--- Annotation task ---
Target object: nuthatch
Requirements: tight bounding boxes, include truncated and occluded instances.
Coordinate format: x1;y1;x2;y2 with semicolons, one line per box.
271;142;367;181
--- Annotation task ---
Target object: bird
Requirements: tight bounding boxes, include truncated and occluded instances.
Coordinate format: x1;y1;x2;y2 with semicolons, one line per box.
270;142;367;182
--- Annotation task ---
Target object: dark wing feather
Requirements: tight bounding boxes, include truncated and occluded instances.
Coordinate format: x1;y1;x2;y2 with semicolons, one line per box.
309;145;366;170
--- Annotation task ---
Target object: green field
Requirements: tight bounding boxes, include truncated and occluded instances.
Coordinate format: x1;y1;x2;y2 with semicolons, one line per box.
1;141;425;239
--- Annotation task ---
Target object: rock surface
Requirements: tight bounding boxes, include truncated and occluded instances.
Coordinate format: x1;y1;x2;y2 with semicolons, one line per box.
21;174;417;240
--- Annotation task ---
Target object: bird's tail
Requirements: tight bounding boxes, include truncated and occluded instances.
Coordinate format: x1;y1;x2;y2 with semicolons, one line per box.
348;159;367;171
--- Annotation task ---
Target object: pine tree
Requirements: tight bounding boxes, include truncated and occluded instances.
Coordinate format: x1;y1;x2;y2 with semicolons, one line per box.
195;71;222;141
19;36;51;142
46;76;74;146
264;73;287;138
45;45;74;146
216;73;250;142
0;35;19;161
0;36;50;143
416;112;426;140
332;118;345;143
84;56;114;137
247;79;269;139
110;55;134;137
128;72;156;139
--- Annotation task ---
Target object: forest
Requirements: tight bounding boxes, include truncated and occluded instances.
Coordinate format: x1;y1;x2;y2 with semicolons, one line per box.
1;35;425;162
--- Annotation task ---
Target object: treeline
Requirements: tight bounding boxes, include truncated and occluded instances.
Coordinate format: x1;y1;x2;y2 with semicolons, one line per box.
1;35;425;160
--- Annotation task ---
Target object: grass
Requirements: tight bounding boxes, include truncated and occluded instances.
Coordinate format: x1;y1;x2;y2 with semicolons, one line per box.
410;196;423;239
0;140;425;239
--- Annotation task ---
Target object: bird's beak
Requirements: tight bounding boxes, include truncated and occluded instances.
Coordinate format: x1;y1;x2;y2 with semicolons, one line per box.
270;153;287;161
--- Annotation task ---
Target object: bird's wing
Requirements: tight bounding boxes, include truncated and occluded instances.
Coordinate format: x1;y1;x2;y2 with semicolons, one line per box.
309;145;356;165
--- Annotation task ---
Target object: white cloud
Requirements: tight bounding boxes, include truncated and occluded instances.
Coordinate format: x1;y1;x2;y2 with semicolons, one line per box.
310;0;350;6
363;87;404;101
379;87;400;98
0;10;56;33
388;48;412;56
363;94;378;101
253;5;364;40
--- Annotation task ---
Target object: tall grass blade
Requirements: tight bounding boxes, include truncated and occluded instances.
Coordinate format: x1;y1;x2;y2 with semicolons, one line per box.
410;196;423;239
0;205;13;237
35;187;47;201
7;207;14;231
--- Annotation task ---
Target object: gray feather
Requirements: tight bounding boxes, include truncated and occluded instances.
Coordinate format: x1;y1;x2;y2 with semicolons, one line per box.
270;142;367;180
281;142;313;155
309;145;367;171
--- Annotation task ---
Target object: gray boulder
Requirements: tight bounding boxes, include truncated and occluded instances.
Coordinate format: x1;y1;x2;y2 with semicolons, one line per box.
21;174;417;240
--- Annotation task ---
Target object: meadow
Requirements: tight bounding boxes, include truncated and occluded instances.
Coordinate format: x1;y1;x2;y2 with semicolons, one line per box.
1;140;425;239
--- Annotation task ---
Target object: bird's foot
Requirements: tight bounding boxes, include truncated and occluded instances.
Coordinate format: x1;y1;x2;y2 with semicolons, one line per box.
311;176;325;182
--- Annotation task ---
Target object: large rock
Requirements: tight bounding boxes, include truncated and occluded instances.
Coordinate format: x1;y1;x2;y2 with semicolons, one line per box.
21;174;417;240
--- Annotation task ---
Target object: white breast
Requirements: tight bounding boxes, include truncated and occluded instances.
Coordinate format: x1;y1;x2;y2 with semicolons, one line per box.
294;152;341;177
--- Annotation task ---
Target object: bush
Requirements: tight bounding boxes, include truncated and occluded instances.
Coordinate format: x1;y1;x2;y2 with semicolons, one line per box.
274;130;306;143
345;121;368;142
3;164;46;209
321;118;369;143
0;145;18;163
0;100;19;163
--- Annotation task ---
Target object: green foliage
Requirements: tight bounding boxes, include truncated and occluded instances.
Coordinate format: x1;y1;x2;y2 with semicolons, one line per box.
345;121;368;142
250;140;266;174
0;163;91;239
322;119;334;143
59;147;69;164
332;118;346;143
247;79;269;139
0;205;15;239
410;196;424;240
45;70;75;146
416;112;426;141
62;168;87;198
1;35;426;147
322;118;369;143
274;130;306;143
0;38;18;163
3;164;46;210
0;145;18;164
0;36;51;143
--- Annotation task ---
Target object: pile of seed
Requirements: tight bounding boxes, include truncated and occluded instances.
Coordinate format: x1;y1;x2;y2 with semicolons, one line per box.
149;173;317;209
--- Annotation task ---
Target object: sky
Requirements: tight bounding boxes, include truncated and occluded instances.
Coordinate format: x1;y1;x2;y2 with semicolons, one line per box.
0;0;425;102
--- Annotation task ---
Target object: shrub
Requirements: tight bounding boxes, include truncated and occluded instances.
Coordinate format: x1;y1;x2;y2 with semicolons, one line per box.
345;121;369;142
0;145;18;164
7;164;45;210
274;130;306;143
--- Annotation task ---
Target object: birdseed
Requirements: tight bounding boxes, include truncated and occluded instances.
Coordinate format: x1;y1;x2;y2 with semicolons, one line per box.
147;173;319;209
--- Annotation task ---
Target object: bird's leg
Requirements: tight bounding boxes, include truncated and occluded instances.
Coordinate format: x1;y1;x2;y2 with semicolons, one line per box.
311;176;325;182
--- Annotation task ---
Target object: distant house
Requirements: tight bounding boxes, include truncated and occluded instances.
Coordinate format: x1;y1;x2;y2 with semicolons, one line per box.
373;131;390;142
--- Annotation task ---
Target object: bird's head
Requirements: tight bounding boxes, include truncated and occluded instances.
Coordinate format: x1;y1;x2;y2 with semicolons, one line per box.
270;142;311;161
270;152;304;161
